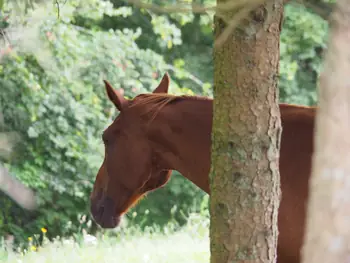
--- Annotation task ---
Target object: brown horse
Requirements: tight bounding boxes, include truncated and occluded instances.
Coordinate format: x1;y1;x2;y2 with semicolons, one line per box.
90;73;315;263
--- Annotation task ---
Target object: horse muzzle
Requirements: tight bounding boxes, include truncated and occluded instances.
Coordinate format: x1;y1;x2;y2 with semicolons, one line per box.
90;190;121;228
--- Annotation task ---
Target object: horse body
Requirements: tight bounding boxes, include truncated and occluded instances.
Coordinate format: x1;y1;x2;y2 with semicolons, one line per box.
147;98;314;263
90;74;316;263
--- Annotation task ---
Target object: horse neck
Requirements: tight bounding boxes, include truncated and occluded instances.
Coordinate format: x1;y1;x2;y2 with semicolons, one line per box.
147;97;213;193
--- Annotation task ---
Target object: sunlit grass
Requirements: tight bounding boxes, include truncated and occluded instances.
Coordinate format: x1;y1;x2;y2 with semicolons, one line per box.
1;213;210;263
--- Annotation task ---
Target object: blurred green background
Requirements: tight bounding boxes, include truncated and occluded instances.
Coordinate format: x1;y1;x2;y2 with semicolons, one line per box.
0;0;328;247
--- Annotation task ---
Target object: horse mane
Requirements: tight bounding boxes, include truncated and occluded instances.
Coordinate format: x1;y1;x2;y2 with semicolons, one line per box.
129;93;211;123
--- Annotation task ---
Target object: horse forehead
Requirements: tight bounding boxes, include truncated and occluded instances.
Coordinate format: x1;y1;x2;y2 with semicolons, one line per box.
110;113;126;128
103;120;121;140
103;115;136;139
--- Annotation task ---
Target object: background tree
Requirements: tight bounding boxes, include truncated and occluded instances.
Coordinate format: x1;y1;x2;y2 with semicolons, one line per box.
0;0;330;248
209;0;283;262
0;129;37;211
301;0;350;262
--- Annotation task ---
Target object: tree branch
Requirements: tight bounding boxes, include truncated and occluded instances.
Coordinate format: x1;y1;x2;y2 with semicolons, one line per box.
125;0;334;21
123;0;333;47
292;0;334;21
0;131;37;210
0;164;37;210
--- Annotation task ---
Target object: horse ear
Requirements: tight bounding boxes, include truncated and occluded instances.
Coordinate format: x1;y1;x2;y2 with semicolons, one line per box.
103;80;127;111
153;72;170;94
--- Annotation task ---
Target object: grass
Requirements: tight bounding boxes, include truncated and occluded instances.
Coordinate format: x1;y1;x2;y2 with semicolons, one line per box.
0;214;210;263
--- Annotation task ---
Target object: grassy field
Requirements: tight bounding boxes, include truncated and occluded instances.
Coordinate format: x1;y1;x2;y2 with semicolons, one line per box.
1;214;209;263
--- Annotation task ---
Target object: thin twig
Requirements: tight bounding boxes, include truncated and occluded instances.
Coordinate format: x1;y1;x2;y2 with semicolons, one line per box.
55;0;60;18
166;64;204;86
214;1;266;48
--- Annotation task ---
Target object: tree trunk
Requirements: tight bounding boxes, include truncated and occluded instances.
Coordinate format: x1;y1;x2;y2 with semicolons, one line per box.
301;1;350;262
209;1;283;263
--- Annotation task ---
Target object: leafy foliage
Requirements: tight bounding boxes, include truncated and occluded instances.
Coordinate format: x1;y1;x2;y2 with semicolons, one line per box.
0;1;207;245
279;3;328;106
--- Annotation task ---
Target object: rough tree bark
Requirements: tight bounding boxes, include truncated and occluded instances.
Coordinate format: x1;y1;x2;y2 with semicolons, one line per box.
209;1;283;263
301;1;350;262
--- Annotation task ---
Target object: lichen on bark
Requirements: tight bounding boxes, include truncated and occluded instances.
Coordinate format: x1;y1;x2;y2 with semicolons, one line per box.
209;1;283;263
